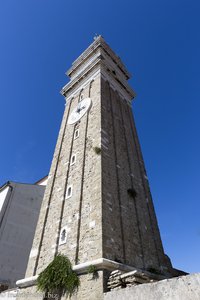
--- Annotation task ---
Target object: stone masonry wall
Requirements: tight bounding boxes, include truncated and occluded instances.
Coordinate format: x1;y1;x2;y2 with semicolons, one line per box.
16;272;104;300
104;273;200;300
101;77;169;272
25;100;73;277
20;74;104;300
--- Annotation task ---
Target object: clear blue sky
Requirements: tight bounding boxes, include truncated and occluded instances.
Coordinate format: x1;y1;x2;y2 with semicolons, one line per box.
0;0;200;273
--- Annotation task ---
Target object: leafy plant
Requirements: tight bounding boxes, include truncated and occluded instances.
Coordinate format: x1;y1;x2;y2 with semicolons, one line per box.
87;265;97;274
87;265;98;280
37;254;80;298
93;147;101;155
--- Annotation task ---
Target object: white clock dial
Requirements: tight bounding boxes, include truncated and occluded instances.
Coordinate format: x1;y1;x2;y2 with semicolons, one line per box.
68;98;92;125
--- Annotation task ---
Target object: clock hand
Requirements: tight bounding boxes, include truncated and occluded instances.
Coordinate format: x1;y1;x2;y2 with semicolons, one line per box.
76;105;86;114
76;103;81;113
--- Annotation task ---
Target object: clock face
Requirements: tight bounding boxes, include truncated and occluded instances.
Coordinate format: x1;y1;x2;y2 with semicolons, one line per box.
67;98;92;125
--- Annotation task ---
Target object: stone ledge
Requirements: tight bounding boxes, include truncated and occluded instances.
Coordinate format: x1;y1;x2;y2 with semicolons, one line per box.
16;276;38;288
16;258;135;288
73;258;135;274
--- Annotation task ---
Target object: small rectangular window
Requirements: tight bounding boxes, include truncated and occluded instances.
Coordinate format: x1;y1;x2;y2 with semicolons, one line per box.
59;226;68;245
74;129;79;139
66;185;72;199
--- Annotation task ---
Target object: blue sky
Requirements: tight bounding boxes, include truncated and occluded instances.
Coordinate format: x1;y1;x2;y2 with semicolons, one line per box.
0;0;200;273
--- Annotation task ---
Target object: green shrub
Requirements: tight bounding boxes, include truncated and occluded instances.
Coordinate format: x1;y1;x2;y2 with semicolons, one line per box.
37;254;80;298
87;265;97;274
87;265;98;280
94;147;101;155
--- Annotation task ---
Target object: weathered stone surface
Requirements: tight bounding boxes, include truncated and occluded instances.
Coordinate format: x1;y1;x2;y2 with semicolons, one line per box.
104;273;200;300
16;36;182;300
107;269;160;291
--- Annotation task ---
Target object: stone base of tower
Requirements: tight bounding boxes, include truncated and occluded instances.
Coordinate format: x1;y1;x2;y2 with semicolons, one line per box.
16;272;105;300
15;259;134;300
1;272;199;300
15;257;183;300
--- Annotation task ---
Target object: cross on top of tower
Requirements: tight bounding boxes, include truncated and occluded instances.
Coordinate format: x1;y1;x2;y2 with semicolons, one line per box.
93;34;102;40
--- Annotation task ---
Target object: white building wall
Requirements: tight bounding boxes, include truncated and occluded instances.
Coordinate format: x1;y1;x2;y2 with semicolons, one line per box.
0;186;9;212
0;182;45;288
37;177;48;186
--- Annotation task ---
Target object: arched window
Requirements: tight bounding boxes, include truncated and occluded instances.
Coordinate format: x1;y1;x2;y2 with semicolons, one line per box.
74;129;79;139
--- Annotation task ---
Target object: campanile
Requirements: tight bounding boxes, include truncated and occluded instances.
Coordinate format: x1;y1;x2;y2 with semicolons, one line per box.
16;36;176;300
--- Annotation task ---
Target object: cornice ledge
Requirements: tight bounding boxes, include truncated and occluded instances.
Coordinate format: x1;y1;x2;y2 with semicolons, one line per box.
67;36;130;79
73;258;135;274
16;275;38;288
101;68;135;101
61;57;101;96
16;258;135;288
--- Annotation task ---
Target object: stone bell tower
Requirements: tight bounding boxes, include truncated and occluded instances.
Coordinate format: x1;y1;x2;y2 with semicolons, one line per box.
16;36;176;300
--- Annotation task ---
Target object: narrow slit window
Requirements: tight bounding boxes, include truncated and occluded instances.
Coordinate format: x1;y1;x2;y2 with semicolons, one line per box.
71;154;76;166
66;185;72;199
79;93;84;102
61;229;66;242
74;129;79;139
